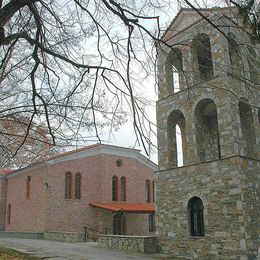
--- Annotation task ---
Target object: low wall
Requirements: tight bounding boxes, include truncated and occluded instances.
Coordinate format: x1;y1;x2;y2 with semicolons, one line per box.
44;231;85;242
0;231;43;239
99;235;158;253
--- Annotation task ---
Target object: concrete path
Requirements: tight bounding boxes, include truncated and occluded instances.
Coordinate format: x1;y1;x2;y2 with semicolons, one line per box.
0;238;160;260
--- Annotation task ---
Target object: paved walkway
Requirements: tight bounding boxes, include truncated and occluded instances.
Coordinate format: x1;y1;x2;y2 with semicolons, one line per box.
0;238;161;260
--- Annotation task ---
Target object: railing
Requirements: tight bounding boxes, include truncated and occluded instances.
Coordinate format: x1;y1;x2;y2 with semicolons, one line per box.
83;225;113;241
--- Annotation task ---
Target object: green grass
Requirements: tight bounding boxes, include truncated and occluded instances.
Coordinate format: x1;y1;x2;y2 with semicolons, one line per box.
0;247;42;260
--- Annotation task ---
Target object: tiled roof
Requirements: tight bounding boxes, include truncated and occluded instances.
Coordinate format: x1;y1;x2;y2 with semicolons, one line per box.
45;144;100;161
45;143;140;161
89;201;155;213
161;6;237;41
0;169;15;175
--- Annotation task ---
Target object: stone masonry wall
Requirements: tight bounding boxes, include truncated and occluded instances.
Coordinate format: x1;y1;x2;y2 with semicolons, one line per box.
99;235;158;253
156;8;260;259
155;156;260;259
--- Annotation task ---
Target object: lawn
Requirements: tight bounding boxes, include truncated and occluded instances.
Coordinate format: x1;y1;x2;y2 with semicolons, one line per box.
0;247;42;260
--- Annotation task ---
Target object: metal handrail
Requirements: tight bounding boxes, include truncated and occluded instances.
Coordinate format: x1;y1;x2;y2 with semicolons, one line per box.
83;225;113;241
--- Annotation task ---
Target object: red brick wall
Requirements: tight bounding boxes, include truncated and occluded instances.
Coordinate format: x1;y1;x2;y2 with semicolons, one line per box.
0;177;7;230
5;165;47;232
4;151;154;235
99;154;154;203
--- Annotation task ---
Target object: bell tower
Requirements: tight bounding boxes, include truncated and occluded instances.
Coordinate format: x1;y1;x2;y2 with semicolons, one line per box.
155;7;260;259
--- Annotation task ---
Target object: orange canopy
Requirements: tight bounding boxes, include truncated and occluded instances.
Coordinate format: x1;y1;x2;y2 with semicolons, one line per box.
89;201;155;213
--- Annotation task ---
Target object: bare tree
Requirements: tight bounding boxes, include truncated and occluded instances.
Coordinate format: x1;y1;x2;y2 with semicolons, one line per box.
0;0;259;168
0;0;168;167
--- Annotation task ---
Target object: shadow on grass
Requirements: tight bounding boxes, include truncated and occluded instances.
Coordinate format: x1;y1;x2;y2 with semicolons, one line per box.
0;246;43;259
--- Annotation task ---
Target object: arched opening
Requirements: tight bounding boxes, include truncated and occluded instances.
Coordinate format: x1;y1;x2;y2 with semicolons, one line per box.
228;32;242;74
192;33;214;80
247;47;258;84
176;124;183;167
120;176;126;202
195;99;221;162
112;176;118;201
239;99;256;157
26;176;31;199
167;110;186;167
172;65;180;93
166;48;183;93
75;173;81;199
65;172;72;199
187;197;205;236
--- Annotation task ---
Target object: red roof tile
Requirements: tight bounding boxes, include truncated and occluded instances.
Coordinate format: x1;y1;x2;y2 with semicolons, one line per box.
45;144;100;160
45;143;140;161
0;169;15;175
89;201;155;213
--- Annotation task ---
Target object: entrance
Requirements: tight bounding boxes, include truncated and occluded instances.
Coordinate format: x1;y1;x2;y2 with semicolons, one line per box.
113;214;126;235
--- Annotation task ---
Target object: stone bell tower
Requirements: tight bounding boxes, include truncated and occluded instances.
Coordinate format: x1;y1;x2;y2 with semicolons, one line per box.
155;7;260;259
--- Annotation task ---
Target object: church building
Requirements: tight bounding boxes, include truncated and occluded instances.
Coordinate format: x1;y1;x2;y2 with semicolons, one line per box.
155;7;260;259
0;144;156;241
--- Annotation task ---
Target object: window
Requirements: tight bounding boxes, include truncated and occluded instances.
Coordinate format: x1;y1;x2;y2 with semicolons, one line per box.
7;204;11;225
172;66;180;92
113;214;126;235
148;213;155;232
188;197;205;236
75;173;81;199
120;176;126;201
192;34;213;80
167;110;186;167
176;124;183;167
145;179;151;203
112;176;118;201
65;172;72;199
166;48;183;93
152;181;155;203
26;176;31;199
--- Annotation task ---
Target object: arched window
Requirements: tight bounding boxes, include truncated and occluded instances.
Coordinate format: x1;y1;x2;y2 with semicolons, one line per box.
195;99;221;162
112;176;118;201
65;172;72;199
167;110;186;167
166;48;183;93
26;176;31;199
120;176;126;202
176;124;183;167
228;32;241;73
75;173;81;199
239;99;256;156
192;34;213;80
152;181;155;203
7;204;11;225
188;197;205;236
145;179;151;203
